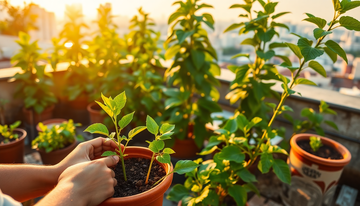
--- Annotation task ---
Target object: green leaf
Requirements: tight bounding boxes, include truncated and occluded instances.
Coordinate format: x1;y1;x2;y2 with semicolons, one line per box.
160;123;175;134
114;91;126;111
241;38;258;47
257;29;276;43
275;55;292;66
258;153;274;173
269;42;287;49
264;2;278;14
231;53;250;59
128;126;147;139
256;50;275;61
101;151;117;157
224;23;244;33
146;115;159;135
313;28;332;39
168;12;183;24
285;43;303;59
95;101;113;118
156;153;171;164
298;38;324;61
272;159;291;184
308;60;327;77
165;44;181;60
84;123;109;136
237;169;257;183
149;140;165;153
325;40;348;63
236;114;249;132
340;1;360;13
159;132;174;140
167;184;190;202
173;160;199;174
176;30;195;44
163;148;175;154
230;4;251;13
282;105;294;112
332;0;341;11
118;112;134;130
324;47;338;63
325;120;339;130
271;22;290;30
191;49;205;70
272;12;291;19
165;98;183;109
223;118;238;133
218;145;245;163
295;78;317;86
339;16;360;31
228;185;247;206
303;17;327;29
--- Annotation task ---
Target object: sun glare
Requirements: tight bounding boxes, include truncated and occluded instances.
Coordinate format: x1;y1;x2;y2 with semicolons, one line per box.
64;42;73;48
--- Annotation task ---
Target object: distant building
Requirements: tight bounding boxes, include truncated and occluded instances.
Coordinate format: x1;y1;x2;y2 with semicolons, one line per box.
28;4;57;42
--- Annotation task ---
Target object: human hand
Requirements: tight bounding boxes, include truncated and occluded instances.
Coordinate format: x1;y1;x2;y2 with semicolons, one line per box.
37;155;119;206
56;137;118;172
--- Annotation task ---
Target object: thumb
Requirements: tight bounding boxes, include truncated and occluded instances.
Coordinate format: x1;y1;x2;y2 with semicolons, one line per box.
99;155;120;167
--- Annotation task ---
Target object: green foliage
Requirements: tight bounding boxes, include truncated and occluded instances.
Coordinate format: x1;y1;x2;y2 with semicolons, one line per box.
164;0;221;148
310;136;323;152
32;119;82;153
0;121;21;144
11;32;57;114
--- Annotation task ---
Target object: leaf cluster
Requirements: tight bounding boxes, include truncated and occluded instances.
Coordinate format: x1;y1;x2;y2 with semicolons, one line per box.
309;136;323;152
32;119;83;153
0;121;21;144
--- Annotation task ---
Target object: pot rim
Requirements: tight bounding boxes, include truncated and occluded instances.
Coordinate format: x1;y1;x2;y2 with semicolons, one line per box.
87;102;102;114
290;133;351;167
101;146;173;204
36;118;68;132
0;128;27;147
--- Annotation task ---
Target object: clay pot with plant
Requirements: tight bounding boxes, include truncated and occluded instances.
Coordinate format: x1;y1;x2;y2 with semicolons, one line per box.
0;121;27;163
11;32;57;126
84;92;199;206
167;0;359;205
163;0;222;158
32;119;84;165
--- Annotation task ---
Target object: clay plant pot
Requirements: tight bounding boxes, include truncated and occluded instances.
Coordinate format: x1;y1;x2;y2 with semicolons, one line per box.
99;146;173;206
0;128;27;163
68;94;89;110
87;102;106;124
171;124;201;159
282;133;351;206
37;140;77;165
23;105;55;125
36;118;67;132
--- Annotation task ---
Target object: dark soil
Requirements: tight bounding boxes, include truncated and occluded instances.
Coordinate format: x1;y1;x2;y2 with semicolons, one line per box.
113;158;166;197
297;140;343;159
0;130;22;145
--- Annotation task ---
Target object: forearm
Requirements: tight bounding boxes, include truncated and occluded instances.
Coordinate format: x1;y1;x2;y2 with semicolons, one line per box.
0;164;62;202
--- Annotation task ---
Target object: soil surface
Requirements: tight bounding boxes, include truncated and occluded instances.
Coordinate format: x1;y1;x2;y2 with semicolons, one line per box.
297;140;343;159
0;131;22;145
113;157;166;197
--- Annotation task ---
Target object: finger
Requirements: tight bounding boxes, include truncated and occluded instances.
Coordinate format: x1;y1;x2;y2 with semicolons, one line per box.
113;178;117;187
98;155;120;167
111;170;115;178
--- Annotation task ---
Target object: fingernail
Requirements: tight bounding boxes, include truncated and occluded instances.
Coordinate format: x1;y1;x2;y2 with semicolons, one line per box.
112;155;119;163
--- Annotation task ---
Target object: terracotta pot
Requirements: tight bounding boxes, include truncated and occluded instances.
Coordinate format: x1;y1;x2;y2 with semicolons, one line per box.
36;118;67;132
0;128;27;163
171;124;201;159
99;146;173;206
23;105;55;125
282;133;351;206
37;140;77;165
68;94;89;110
87;102;106;124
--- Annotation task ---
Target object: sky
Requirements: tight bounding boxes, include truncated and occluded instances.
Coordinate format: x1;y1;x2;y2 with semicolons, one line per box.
7;0;360;24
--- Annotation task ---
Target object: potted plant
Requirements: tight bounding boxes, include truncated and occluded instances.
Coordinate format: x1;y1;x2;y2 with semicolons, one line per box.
167;0;358;205
84;91;199;206
0;121;27;163
31;119;84;165
35;118;67;132
10;32;57;125
124;7;165;126
163;0;222;158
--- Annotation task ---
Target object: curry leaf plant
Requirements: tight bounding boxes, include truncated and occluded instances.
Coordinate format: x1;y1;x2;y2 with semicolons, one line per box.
84;92;147;181
163;0;222;148
11;32;57;114
168;0;360;205
310;136;323;152
125;8;165;125
0;121;21;144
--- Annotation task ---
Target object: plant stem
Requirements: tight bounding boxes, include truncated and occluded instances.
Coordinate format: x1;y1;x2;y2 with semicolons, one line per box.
145;153;156;184
114;117;127;181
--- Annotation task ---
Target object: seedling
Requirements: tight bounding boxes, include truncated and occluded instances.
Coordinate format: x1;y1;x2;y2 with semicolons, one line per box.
0;121;21;144
145;115;175;184
310;136;323;152
84;92;147;181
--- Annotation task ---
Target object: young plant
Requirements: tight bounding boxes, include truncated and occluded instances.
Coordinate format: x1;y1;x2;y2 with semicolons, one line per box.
0;121;21;144
84;92;147;181
32;119;83;153
164;0;222;148
310;136;323;152
145;115;175;184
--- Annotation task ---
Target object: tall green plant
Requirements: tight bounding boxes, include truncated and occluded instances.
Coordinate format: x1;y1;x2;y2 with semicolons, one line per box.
125;7;165;124
11;32;57;114
168;0;360;205
164;0;222;148
60;5;92;101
